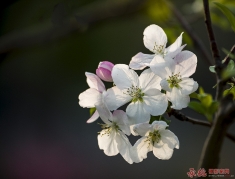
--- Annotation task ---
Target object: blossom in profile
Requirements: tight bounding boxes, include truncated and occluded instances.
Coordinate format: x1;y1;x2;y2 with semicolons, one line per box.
105;64;168;124
96;102;135;164
96;61;114;82
129;24;185;70
78;72;107;123
132;121;179;162
150;51;198;109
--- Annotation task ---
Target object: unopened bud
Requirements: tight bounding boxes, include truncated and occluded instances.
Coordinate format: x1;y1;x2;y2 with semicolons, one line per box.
96;61;114;82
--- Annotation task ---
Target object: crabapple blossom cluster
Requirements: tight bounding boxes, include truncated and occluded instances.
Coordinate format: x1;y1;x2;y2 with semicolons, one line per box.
79;24;198;164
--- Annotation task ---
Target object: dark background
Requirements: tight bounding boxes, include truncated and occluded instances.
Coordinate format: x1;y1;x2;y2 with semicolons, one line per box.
0;0;234;178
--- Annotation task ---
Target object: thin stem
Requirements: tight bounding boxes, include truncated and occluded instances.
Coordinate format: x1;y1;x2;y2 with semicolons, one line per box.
168;109;235;142
168;109;211;127
203;0;221;67
224;44;235;65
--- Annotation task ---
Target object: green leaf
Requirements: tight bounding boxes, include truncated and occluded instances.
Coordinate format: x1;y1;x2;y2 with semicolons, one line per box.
189;87;218;121
204;113;213;122
199;87;205;94
222;69;235;79
223;86;235;99
188;101;206;114
90;107;96;116
200;94;213;107
227;59;235;71
222;60;235;79
209;65;216;73
208;101;219;114
214;2;235;32
190;92;198;99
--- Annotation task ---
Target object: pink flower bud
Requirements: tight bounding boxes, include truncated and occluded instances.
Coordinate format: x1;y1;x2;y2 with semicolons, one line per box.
96;61;114;82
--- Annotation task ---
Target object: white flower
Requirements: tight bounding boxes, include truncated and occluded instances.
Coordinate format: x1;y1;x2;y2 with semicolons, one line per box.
150;51;198;109
95;102;135;164
78;72;107;123
105;64;168;124
133;121;179;162
129;24;186;70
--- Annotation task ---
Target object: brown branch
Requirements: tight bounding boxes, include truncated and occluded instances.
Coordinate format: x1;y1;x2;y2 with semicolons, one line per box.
198;94;235;173
196;1;235;174
168;109;235;142
203;0;221;67
168;109;211;127
0;0;147;54
168;2;213;66
203;0;224;102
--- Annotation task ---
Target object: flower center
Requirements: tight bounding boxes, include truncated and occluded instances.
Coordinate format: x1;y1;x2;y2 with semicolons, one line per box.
153;42;165;56
98;122;119;136
145;130;161;145
126;85;144;103
167;73;182;88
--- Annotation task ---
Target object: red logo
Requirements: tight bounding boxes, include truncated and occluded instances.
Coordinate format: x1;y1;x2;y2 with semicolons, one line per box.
188;168;232;178
187;168;197;178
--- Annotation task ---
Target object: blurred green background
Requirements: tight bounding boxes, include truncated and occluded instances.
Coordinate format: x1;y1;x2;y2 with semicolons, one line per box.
0;0;235;178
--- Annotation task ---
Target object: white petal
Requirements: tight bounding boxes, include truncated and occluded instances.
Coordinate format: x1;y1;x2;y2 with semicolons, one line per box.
133;137;152;163
167;44;186;59
130;125;139;136
116;131;135;164
112;64;139;90
179;77;196;95
143;89;168;116
168;88;190;110
132;122;152;136
98;130;119;156
153;140;174;160
151;121;168;131
161;130;179;149
85;72;105;92
139;68;161;91
166;32;186;58
112;110;131;135
160;79;171;92
150;56;175;79
126;101;150;124
192;81;199;93
105;86;131;111
78;88;101;108
95;101;112;125
129;52;155;70
174;51;197;77
87;110;99;123
143;24;167;53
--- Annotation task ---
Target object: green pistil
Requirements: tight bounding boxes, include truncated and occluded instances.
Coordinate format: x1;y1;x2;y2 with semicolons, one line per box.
145;130;161;146
98;122;119;136
167;73;182;88
112;122;120;132
126;85;145;103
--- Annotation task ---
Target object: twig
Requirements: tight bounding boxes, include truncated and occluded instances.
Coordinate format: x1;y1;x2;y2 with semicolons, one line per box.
224;44;235;65
203;0;221;67
168;2;213;66
168;109;211;127
0;0;146;54
168;109;235;142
